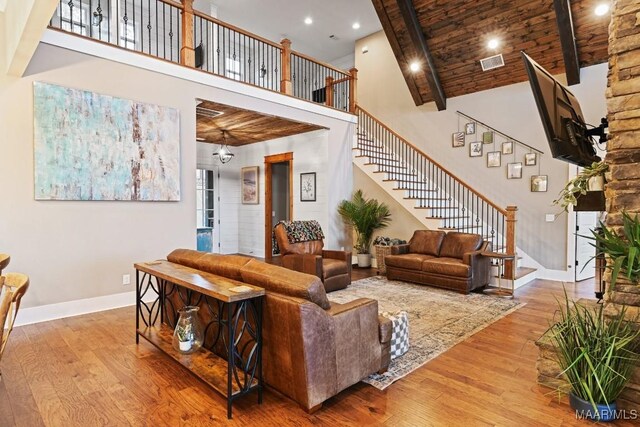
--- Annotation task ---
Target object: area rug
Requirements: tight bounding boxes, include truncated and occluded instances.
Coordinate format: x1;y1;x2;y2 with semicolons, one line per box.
326;276;526;390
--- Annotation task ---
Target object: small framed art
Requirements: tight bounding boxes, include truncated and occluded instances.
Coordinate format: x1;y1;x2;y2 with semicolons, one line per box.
242;166;259;204
482;131;493;144
487;151;501;168
300;172;316;202
531;175;548;192
452;132;465;147
507;162;523;179
465;122;476;135
469;142;483;157
525;153;537;166
502;141;513;155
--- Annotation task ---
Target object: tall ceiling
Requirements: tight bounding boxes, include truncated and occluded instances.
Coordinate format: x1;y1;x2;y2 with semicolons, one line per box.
203;0;382;62
373;0;610;109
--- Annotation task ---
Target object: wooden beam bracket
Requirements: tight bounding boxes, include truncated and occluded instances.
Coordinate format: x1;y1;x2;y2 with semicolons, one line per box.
553;0;580;85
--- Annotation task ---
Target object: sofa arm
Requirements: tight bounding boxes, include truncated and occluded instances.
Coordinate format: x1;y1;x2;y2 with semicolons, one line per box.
282;253;323;278
391;244;410;255
463;242;491;289
322;250;351;263
327;298;385;388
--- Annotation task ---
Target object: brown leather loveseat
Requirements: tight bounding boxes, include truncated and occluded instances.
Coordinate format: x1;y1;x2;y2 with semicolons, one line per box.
385;230;490;293
166;249;391;412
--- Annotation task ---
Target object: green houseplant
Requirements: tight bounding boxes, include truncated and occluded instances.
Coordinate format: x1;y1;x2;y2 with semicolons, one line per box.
338;190;391;267
585;211;640;289
553;161;608;211
549;293;640;421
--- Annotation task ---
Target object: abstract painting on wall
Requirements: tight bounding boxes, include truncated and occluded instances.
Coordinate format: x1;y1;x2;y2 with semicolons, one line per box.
33;82;180;201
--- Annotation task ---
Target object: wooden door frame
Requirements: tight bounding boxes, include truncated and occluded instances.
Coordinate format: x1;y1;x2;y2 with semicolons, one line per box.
264;152;294;259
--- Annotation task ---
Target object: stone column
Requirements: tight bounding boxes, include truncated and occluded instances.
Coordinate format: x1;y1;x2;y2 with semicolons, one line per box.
604;0;640;411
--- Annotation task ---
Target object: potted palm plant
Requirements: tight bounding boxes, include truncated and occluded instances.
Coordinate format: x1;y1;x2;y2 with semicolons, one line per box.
553;161;608;211
549;293;640;422
338;190;391;267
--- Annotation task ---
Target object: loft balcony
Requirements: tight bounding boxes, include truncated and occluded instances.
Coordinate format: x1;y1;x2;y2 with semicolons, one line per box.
48;0;357;113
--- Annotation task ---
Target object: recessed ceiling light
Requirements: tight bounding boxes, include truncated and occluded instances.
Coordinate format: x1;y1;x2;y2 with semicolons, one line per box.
410;62;420;72
487;38;499;49
304;17;313;25
594;3;609;16
352;22;361;30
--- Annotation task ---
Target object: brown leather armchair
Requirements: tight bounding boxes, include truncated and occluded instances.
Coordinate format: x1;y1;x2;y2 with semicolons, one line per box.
274;223;352;292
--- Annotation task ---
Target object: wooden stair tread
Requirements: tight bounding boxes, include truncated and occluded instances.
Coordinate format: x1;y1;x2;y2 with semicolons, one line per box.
438;225;482;230
426;216;470;220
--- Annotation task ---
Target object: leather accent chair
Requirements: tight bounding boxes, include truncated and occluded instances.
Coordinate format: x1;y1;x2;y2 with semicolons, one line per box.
274;223;352;292
166;249;391;413
385;230;491;293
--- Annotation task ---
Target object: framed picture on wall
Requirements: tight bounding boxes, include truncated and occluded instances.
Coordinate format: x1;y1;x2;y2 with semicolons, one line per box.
465;122;476;135
452;132;465;147
300;172;316;202
502;141;513;155
525;153;537;166
507;162;523;179
241;166;259;204
482;131;494;144
469;142;483;157
531;175;548;192
487;151;501;168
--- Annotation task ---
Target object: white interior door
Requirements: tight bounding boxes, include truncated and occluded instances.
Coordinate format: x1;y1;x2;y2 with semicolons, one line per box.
575;212;597;281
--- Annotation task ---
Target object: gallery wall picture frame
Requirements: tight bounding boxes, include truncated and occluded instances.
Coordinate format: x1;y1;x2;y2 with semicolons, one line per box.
502;141;513;155
241;166;259;204
531;175;548;192
300;172;316;202
465;122;476;135
487;151;501;168
482;131;494;144
452;132;465;147
525;153;537;166
469;142;483;157
507;162;523;179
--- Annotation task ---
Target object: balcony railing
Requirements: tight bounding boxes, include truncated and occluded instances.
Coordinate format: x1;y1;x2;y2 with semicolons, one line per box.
49;0;357;113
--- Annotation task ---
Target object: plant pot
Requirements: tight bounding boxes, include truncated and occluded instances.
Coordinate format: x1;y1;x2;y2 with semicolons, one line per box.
569;392;617;422
179;340;192;352
357;253;372;268
588;175;605;191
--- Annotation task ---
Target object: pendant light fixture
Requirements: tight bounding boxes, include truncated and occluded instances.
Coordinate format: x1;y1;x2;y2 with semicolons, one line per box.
213;130;234;164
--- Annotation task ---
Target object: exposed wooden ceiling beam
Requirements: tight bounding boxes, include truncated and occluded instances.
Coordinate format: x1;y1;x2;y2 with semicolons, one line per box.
553;0;580;85
371;0;423;106
395;0;446;110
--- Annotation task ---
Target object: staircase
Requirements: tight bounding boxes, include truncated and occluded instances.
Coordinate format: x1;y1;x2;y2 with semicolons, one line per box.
354;106;537;286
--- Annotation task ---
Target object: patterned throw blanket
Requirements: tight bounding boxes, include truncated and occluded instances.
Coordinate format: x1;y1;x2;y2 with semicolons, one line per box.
273;220;325;254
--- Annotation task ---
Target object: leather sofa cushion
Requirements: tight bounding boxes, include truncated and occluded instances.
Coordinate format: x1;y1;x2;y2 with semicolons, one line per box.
385;253;434;270
322;258;348;279
167;249;253;281
408;230;446;256
240;259;331;310
422;257;471;277
275;225;323;255
439;232;483;259
166;248;208;269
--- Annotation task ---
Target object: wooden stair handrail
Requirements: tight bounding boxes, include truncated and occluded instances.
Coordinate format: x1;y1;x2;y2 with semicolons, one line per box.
356;105;509;216
290;50;351;77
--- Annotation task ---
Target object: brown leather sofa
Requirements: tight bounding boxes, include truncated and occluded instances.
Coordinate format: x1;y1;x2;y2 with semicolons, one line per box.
274;224;351;292
385;230;491;293
166;249;391;412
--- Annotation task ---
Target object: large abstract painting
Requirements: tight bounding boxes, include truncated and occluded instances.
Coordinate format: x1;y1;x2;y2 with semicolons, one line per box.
33;82;180;201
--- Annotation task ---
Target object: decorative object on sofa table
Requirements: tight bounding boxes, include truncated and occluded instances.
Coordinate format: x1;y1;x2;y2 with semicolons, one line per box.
553;161;608;211
452;132;465;147
548;291;640;422
373;236;407;275
241;166;259;204
487;151;501;168
469;141;482;157
381;311;409;360
172;306;203;354
300;172;316;202
338;190;391;267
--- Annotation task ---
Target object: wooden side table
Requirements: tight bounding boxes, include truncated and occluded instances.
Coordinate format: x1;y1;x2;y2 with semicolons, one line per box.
481;251;516;298
134;260;265;419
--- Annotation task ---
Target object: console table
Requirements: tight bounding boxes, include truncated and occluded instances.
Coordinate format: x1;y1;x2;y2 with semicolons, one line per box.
134;260;265;419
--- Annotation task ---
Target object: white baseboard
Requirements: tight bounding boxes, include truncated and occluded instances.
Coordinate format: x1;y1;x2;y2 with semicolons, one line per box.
15;290;154;327
536;268;574;282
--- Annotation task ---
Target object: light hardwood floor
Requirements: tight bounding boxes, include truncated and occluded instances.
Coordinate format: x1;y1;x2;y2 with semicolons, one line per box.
1;273;635;426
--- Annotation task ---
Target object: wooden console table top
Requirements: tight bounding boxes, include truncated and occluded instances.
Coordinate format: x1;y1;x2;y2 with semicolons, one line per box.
134;260;265;303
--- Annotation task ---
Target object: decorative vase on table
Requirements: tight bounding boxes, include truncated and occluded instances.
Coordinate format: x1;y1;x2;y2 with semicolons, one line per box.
172;306;203;354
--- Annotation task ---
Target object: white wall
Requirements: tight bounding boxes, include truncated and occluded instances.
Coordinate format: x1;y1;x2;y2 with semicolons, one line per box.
355;31;608;271
0;41;354;309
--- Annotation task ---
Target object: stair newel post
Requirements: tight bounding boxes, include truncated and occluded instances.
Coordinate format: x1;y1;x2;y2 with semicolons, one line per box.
280;38;292;95
325;76;334;108
505;205;518;280
348;67;358;113
180;0;195;67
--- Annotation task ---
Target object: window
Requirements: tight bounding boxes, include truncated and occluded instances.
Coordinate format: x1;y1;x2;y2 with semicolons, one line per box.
225;57;242;81
58;3;90;36
120;21;136;49
196;169;216;228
